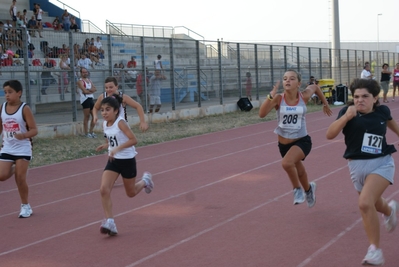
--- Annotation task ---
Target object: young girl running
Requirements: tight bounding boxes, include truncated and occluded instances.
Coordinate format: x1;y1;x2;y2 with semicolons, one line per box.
93;76;148;132
326;78;398;265
96;94;153;236
0;80;38;218
259;70;332;207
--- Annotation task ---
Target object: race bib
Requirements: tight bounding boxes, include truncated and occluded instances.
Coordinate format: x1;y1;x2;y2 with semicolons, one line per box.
3;122;20;139
107;135;119;148
361;133;382;154
278;106;303;130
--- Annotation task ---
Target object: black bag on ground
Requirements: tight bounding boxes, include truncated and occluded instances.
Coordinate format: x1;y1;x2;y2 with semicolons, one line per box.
237;97;253;111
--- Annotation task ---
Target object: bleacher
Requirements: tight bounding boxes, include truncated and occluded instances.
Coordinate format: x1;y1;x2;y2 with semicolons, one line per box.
2;0;379;117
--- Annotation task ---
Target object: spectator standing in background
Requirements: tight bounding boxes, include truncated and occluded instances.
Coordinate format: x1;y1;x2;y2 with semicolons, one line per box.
41;56;54;95
153;55;163;73
9;0;17;27
361;63;373;80
61;9;70;32
380;63;392;103
392;63;399;102
245;72;252;101
34;3;43;38
148;70;167;113
136;70;149;112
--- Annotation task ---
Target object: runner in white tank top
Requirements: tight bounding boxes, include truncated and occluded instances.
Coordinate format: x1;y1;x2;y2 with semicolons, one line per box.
259;70;332;208
0;80;38;218
95;94;153;236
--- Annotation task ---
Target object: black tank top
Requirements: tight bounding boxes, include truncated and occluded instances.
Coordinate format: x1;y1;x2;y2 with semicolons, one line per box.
380;72;390;82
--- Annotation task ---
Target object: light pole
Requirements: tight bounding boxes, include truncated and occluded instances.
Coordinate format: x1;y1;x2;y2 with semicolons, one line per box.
377;13;382;51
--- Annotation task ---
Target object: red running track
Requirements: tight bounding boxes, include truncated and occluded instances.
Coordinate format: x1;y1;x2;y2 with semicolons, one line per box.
1;104;399;267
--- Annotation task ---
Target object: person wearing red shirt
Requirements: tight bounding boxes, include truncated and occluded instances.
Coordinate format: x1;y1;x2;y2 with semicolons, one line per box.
127;56;136;68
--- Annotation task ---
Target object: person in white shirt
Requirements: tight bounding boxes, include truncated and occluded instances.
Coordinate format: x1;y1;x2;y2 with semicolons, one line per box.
93;36;104;57
360;63;373;79
77;53;94;70
95;93;153;236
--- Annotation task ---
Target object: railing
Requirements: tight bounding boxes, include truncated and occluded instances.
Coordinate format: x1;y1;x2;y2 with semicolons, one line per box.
81;20;105;34
105;20;128;36
49;0;80;19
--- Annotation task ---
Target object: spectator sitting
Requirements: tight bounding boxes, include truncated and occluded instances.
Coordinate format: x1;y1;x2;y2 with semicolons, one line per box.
59;44;69;55
88;44;102;66
127;56;136;68
42;43;53;58
22;9;28;27
93;36;104;58
77;53;94;70
27;16;37;37
70;16;79;32
2;50;14;66
82;38;90;54
53;17;62;30
73;43;82;60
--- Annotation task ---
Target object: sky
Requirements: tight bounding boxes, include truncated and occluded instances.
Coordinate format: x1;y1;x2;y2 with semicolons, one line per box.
59;0;398;43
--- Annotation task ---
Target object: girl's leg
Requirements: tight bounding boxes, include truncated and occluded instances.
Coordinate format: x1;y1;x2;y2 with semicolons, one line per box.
281;145;306;189
122;177;146;198
358;174;390;248
393;86;396;101
99;170;119;219
295;160;310;191
0;161;15;181
14;159;30;204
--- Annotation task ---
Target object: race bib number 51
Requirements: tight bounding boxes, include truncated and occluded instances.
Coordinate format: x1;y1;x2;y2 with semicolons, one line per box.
361;133;382;154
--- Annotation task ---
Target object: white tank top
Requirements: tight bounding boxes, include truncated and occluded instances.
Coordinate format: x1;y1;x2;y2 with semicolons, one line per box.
1;102;32;156
79;79;94;104
274;93;308;139
103;117;137;159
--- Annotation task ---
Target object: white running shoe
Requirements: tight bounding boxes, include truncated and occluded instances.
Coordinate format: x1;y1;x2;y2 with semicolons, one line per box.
305;182;317;208
383;200;398;233
19;203;32;218
142;172;154;194
293;188;305;205
91;132;97;138
100;219;118;236
362;245;384;265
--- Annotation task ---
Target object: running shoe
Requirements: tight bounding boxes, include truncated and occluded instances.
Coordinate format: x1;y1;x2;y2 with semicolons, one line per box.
142;172;154;194
362;245;384;265
86;133;93;138
91;132;97;138
19;203;33;218
305;182;317;208
383;200;398;233
293;188;305;205
100;219;118;236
